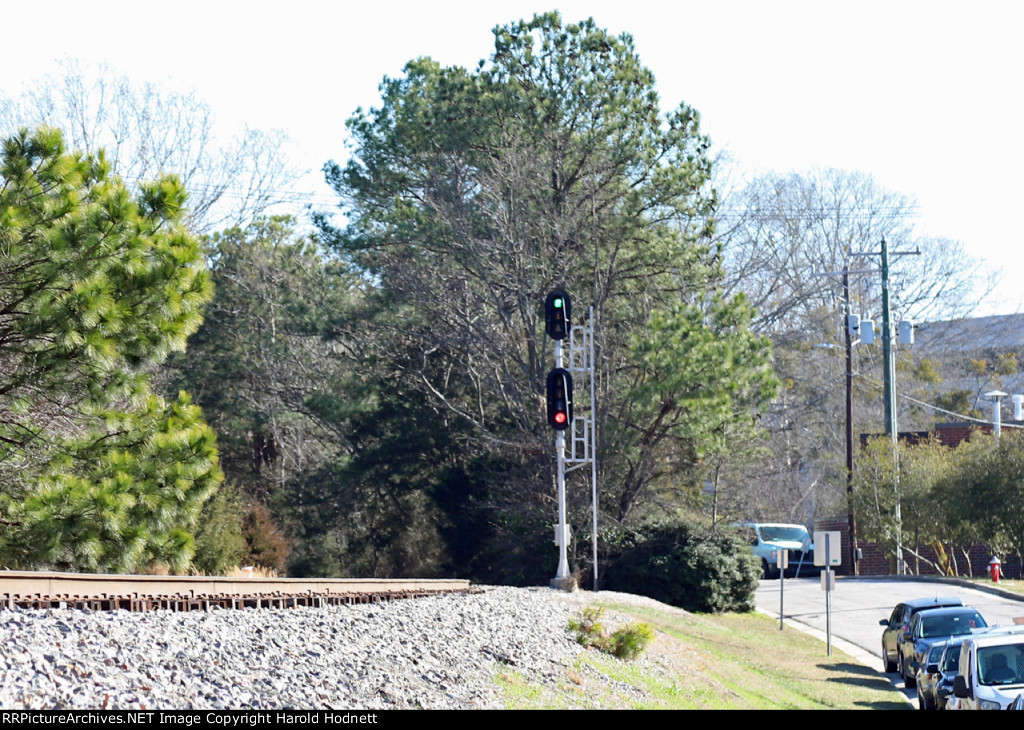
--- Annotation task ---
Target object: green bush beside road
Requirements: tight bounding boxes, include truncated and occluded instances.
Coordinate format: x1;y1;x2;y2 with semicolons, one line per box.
604;521;762;613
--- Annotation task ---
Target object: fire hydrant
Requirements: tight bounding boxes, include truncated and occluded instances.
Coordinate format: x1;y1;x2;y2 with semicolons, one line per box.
989;556;1002;583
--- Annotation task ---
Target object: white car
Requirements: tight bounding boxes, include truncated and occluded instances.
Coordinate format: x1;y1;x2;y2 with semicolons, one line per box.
952;627;1024;709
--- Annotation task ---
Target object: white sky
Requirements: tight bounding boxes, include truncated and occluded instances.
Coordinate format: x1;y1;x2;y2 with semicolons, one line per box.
4;0;1022;315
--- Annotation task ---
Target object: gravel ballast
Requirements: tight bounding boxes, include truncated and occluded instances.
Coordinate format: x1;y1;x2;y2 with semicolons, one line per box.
0;586;586;710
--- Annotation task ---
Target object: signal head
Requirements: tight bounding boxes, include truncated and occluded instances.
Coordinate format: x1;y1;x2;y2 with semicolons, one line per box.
544;290;571;340
546;368;573;430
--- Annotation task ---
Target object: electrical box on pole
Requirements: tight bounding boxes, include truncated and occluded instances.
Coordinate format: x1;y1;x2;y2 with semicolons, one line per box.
846;314;859;338
860;319;876;345
899;320;914;345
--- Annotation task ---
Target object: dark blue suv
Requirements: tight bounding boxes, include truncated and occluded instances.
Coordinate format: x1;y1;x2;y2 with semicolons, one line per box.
880;597;963;673
898;606;987;687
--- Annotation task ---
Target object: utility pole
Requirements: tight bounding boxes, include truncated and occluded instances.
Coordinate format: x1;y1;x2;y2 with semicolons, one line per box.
852;236;919;575
842;268;858;575
881;236;898;443
814;261;871;575
880;236;902;573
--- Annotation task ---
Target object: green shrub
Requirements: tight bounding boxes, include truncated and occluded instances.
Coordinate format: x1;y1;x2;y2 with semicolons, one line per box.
192;482;247;574
568;606;608;648
604;520;761;613
568;606;654;660
610;622;655;660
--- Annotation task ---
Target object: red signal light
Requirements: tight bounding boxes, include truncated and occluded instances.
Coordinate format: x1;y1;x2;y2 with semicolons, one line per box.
546;368;573;430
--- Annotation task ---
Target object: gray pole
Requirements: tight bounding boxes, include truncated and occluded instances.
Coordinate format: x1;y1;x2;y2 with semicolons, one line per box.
589;306;598;590
849;237;918;575
779;561;785;631
844;267;858;575
881;236;897;442
825;538;832;657
555;430;570;581
984;391;1007;438
553;340;571;586
880;236;903;574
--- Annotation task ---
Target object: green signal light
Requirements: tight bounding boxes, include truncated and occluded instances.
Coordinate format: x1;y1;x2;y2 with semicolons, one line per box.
544;290;571;341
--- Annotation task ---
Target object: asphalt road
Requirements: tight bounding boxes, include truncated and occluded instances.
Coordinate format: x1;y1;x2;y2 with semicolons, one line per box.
755;574;1024;703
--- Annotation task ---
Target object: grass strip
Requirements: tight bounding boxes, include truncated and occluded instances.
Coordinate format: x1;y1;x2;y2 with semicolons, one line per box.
497;595;908;709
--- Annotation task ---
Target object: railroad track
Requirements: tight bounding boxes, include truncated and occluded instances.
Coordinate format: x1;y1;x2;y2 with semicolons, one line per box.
0;570;472;612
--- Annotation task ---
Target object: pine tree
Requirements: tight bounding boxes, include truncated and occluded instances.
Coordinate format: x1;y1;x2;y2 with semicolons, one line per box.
318;14;777;579
0;127;220;572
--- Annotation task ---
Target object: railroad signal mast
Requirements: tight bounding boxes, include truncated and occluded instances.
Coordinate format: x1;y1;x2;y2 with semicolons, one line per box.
544;289;598;590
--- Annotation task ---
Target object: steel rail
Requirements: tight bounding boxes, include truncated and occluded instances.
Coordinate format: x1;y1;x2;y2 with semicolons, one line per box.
0;571;472;612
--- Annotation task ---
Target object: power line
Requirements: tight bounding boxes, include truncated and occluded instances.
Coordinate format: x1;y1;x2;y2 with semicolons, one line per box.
857;372;1024;431
899;392;1024;430
713;204;921;223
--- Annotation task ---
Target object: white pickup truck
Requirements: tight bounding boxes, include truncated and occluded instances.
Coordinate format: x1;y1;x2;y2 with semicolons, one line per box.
738;522;814;579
